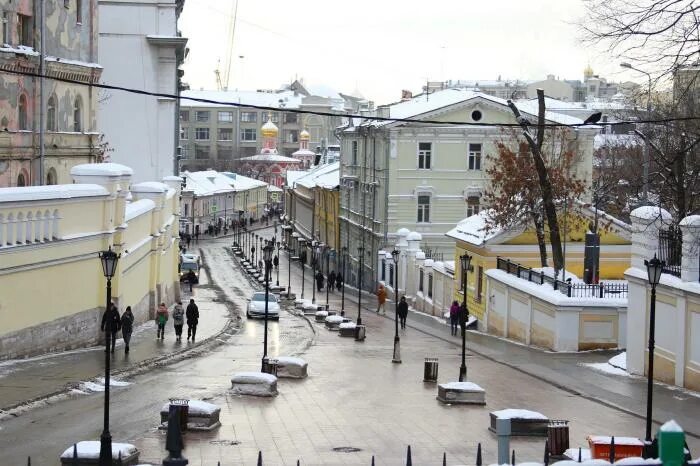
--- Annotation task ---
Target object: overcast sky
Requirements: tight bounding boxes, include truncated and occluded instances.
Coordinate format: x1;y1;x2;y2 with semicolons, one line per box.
179;0;630;104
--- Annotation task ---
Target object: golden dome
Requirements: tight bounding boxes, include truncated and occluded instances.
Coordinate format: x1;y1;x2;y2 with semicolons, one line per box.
261;118;278;138
300;129;310;140
584;64;594;79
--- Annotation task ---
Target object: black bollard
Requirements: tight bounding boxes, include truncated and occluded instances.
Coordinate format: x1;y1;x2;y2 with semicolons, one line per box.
371;456;375;466
257;451;263;466
72;443;78;466
443;451;446;466
297;461;300;466
476;443;483;466
511;449;515;465
609;436;616;464
27;457;31;466
578;447;582;462
117;451;122;465
163;405;188;465
544;439;550;466
406;445;412;466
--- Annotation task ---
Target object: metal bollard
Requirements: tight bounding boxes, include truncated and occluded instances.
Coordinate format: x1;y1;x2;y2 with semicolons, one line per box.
497;418;511;465
262;358;278;376
423;358;439;382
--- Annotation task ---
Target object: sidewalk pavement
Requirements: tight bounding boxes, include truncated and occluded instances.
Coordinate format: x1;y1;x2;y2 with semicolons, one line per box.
0;269;233;413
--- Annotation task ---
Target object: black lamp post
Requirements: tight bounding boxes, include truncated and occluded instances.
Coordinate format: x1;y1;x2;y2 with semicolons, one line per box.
391;249;401;364
325;247;333;310
276;242;282;286
341;246;347;312
98;246;120;466
357;246;364;325
261;243;274;371
643;254;664;452
285;241;293;298
299;239;307;299
312;240;319;304
459;253;472;382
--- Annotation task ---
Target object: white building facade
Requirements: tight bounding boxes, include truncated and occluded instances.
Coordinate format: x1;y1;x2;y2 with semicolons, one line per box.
98;0;187;183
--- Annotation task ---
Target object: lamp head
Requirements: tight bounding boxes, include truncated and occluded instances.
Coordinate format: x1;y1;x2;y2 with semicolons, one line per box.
99;246;120;279
460;253;472;272
263;244;273;262
644;254;665;286
391;248;400;264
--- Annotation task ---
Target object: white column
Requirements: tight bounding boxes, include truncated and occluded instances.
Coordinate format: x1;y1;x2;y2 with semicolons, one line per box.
679;215;700;282
629;206;672;270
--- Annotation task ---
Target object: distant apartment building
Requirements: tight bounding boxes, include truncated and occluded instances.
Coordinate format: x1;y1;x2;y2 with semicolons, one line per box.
179;81;369;173
0;0;102;187
98;0;187;183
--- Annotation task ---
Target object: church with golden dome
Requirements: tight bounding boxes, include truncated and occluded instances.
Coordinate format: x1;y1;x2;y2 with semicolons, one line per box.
238;118;303;187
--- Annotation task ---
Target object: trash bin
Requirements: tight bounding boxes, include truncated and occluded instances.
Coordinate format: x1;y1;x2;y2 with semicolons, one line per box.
548;420;570;456
169;398;189;432
354;325;366;341
424;357;439;382
262;358;278;376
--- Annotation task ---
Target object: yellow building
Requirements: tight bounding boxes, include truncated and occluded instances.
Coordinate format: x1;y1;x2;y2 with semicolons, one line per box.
446;204;631;320
0;163;181;360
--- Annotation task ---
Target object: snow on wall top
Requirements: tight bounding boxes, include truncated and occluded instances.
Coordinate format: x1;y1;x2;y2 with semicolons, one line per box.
131;182;168;193
0;184;108;203
71;163;134;177
630;205;672;221
445;210;502;246
679;215;700;227
125;199;156;221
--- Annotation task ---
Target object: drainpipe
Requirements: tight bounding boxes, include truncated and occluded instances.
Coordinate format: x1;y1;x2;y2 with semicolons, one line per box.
38;0;45;185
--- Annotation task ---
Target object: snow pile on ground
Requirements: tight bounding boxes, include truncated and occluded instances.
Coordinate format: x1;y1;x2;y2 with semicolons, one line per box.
533;267;582;283
79;378;131;392
325;315;344;324
60;441;138;460
564;448;592;462
230;371;278;397
315;310;328;317
339;322;357;329
581;352;629;376
492;408;547;420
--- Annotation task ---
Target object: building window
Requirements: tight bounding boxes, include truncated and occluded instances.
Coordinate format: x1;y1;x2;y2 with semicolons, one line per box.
240;111;257;123
468;143;482;170
76;0;82;23
284;129;298;143
179;110;190;121
17;173;26;187
417;195;430;223
477;266;483;303
284;113;298;124
418;142;432;169
218;111;233;123
218;128;232;141
471;110;482;121
1;12;9;45
73;97;82;132
195;111;209;122
47;96;57;131
218;146;233;158
419;270;424;292
195;127;209;140
262;111;279;123
18;94;28;130
195;145;210;159
240;128;256;142
180;126;188;140
467;196;480;217
428;273;433;299
18;14;32;47
46;168;57;185
351;140;358;165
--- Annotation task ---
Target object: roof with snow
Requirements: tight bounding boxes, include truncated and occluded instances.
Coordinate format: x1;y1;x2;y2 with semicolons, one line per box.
239;153;302;163
181;89;302;109
594;133;642;150
182;170;266;197
445;210;509;246
293;162;340;189
0;184;109;203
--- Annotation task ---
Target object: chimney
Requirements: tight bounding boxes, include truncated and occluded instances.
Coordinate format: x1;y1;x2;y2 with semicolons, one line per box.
401;90;413;101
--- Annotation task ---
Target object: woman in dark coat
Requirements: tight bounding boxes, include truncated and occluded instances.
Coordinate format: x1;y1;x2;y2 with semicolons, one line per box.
328;271;336;292
335;272;343;291
101;303;121;353
398;296;409;329
120;306;134;354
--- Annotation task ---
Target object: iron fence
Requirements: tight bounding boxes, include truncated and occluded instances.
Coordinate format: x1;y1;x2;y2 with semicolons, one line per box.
496;257;628;299
658;226;682;278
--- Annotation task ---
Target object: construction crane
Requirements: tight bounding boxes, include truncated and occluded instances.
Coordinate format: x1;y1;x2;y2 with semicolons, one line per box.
214;0;239;91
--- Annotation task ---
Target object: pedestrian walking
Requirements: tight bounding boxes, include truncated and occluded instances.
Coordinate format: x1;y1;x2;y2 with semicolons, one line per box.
328;270;336;291
187;269;197;292
186;298;199;341
101;302;121;353
273;255;279;270
459;301;469;334
449;300;460;336
398;295;408;329
120;306;134;354
335;272;343;291
186;233;191;249
315;270;324;291
376;284;387;315
172;301;185;342
156;302;168;340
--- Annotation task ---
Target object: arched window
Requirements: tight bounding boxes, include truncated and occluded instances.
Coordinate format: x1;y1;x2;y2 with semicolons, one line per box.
18;94;28;130
17;172;26;187
47;95;57;131
73;96;82;132
46;168;57;185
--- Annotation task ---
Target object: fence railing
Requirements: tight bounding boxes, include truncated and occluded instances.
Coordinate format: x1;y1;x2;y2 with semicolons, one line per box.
496;257;628;299
658;227;682;278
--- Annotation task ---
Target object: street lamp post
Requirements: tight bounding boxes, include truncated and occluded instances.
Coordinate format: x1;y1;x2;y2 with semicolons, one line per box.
341;246;347;312
286;242;293;298
459;253;472;382
261;244;274;371
643;254;664;454
98;246;120;466
276;242;282;286
325;247;333;310
312;240;318;304
391;249;401;364
357;246;364;325
299;239;307;299
620;62;652;203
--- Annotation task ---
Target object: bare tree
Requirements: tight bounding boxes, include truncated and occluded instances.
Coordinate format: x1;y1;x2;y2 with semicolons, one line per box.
581;0;700;79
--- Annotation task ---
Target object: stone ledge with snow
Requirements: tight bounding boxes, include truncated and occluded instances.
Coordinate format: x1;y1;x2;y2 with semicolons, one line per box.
60;441;140;465
230;372;278;397
159;399;221;431
315;310;329;322
489;409;549;436
325;315;344;330
338;321;357;337
302;302;323;314
436;381;486;405
275;356;308;379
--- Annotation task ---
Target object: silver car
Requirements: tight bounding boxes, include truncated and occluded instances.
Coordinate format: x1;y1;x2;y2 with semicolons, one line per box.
246;291;280;320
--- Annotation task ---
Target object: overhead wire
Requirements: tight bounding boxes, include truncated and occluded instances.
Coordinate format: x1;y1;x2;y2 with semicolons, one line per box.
4;66;700;129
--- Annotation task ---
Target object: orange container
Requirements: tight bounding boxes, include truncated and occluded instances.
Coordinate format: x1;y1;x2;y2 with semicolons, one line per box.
587;435;644;461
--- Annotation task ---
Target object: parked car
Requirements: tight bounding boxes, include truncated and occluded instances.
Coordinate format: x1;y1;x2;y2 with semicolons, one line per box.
246;291;280;320
180;253;200;265
179;260;200;283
